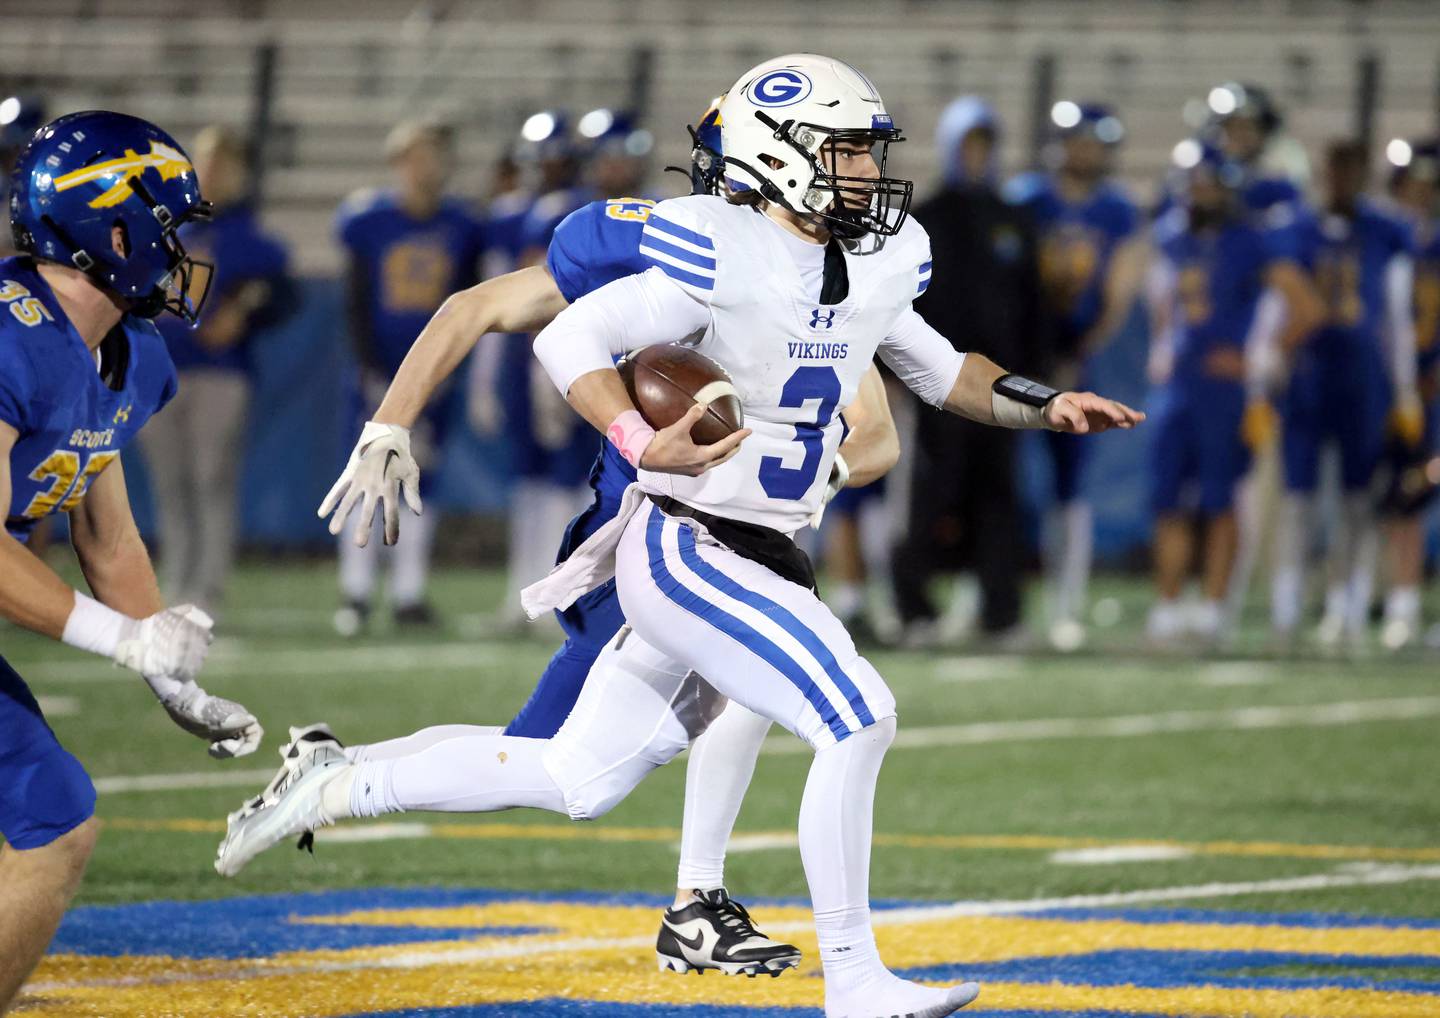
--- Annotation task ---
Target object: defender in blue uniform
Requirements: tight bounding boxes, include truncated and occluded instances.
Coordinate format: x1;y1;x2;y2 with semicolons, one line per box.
333;120;484;632
0;111;260;1013
1006;101;1143;647
1270;140;1419;646
1146;144;1321;645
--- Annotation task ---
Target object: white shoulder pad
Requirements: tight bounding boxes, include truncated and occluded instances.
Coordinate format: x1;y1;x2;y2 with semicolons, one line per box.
639;195;726;301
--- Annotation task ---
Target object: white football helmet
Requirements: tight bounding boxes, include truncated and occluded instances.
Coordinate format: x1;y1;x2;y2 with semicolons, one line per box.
719;53;912;238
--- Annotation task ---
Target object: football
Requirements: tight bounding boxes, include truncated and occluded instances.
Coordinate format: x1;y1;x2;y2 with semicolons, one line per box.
618;345;745;445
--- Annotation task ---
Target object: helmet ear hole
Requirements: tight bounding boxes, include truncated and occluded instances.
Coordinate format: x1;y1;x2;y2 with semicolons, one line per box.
111;220;132;259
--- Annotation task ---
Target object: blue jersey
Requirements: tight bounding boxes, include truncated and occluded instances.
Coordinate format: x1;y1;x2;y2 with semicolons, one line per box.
544;197;659;504
0;258;177;543
1154;209;1291;382
1289;200;1414;357
483;189;535;276
156;204;289;373
336;190;484;376
1005;173;1139;343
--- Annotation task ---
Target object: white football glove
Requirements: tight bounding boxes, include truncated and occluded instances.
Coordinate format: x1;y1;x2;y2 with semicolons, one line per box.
318;421;422;547
114;604;215;681
810;452;851;530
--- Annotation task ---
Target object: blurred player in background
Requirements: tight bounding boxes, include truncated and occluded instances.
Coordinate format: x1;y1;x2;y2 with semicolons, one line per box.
1270;140;1418;650
1378;139;1440;648
1;111;259;1014
580;107;654;198
1196;81;1309;214
491;110;600;627
333;119;483;634
1147;143;1321;645
0;95;46;258
141;126;294;614
1006;101;1144;650
893;96;1046;647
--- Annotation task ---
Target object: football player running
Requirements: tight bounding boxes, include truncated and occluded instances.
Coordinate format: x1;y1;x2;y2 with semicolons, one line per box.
0;111;261;1016
305;93;881;976
223;55;1140;1017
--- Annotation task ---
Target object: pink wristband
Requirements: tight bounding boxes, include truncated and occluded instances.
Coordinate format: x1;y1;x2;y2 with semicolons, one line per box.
607;409;656;469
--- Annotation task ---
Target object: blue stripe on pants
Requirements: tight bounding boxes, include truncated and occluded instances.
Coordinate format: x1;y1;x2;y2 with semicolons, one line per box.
672;524;875;729
644;508;851;742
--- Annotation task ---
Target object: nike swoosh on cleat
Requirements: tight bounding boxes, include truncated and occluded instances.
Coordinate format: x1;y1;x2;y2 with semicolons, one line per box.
667;924;706;953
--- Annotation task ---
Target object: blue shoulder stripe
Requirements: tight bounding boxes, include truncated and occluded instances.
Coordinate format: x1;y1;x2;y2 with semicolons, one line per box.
638;231;717;271
642;254;716;291
644;214;715;252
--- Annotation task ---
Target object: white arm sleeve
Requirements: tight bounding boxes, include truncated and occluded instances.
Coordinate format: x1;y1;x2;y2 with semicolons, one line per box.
878;308;967;407
1385;254;1418;398
1243;288;1288;398
532;267;710;396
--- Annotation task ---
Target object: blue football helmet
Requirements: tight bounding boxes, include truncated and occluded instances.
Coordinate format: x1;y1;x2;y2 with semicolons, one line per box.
9;110;212;322
688;99;725;196
1205;81;1283;136
578;108;654;158
1049;100;1124;145
516;108;575;163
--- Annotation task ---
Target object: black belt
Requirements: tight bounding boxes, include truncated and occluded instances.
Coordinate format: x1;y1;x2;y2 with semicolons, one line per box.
647;493;817;593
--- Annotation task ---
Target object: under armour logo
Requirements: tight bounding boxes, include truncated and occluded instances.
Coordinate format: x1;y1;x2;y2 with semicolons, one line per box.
113;404;132;424
809;308;835;330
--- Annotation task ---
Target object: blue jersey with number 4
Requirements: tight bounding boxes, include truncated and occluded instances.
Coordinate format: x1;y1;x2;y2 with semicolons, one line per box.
0;258;177;544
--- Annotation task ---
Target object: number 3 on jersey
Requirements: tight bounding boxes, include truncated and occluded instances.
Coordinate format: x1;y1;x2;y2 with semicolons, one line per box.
759;366;841;500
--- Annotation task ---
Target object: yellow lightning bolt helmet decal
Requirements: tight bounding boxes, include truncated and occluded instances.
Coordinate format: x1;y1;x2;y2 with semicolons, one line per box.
52;141;194;210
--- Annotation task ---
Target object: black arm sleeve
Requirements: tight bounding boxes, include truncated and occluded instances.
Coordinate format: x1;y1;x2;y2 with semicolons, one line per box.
343;254;382;376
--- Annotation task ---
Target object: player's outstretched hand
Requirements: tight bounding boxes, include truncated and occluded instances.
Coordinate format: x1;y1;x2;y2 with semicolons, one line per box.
318;421;422;547
1045;391;1145;435
641;402;752;477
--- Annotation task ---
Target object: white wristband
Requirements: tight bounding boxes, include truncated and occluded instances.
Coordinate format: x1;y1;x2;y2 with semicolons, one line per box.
61;592;130;660
991;391;1050;429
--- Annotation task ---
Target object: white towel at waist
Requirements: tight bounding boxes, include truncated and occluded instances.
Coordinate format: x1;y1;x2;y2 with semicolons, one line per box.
521;483;649;620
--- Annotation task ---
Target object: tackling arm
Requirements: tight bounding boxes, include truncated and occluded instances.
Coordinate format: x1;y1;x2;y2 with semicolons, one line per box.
837;365;900;488
373;266;568;428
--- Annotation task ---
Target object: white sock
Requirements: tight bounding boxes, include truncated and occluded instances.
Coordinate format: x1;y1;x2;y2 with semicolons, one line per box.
830;582;865;624
1340;493;1378;637
801;718;892;995
388;507;437;608
1051;501;1093;622
344;734;566;816
676;702;772;889
345;725;504;764
338;514;381;603
1271;495;1313;633
1386;586;1421;625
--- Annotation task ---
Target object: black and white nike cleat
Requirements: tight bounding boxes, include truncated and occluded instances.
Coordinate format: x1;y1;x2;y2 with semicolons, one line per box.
656;888;802;977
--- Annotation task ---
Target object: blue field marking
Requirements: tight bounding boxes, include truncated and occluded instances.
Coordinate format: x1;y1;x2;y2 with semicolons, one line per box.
355;1008;1170;1018
900;948;1440;995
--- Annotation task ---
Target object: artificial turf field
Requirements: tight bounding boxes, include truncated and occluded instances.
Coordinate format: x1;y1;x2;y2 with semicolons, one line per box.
7;561;1440;1017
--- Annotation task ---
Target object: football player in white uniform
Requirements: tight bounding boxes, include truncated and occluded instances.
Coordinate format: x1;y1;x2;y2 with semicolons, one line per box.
217;55;1140;1017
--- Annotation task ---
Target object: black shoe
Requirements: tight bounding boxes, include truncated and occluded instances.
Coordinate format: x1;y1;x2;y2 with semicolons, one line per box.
656;888;801;977
393;601;440;628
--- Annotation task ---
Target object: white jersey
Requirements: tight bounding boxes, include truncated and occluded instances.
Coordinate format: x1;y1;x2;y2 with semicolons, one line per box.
632;195;959;533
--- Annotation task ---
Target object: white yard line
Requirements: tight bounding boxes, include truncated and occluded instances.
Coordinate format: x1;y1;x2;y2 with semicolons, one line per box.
30;864;1440;993
19;642;504;684
93;695;1440;794
763;695;1440;755
1048;844;1197;865
34;694;79;716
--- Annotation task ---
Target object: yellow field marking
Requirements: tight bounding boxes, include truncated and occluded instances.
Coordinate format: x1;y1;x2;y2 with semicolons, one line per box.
102;815;1440;863
26;902;1440;1018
